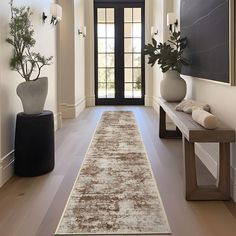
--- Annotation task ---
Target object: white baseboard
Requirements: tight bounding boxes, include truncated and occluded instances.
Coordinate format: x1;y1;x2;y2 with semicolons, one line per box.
0;151;14;187
86;95;95;107
145;95;153;107
54;112;62;130
75;99;86;117
60;98;86;119
153;96;159;112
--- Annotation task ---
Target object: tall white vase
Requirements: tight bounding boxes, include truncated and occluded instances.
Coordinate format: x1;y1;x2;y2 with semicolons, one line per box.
16;77;48;115
160;70;186;102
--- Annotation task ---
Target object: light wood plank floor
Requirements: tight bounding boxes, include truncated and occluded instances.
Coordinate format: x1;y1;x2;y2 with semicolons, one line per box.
0;106;236;236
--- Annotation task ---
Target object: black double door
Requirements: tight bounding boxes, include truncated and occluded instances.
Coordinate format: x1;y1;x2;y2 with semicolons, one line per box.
94;0;145;105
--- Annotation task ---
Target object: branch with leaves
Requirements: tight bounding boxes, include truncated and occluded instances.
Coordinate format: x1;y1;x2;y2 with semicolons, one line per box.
144;31;189;73
6;0;53;81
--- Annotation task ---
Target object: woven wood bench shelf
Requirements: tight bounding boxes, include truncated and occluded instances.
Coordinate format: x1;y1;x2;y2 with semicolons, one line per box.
158;98;235;201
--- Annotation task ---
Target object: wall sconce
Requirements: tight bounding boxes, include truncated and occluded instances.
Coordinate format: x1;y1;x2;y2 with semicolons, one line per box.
50;3;62;25
151;26;158;37
167;12;178;32
78;26;87;37
42;3;62;25
42;12;47;23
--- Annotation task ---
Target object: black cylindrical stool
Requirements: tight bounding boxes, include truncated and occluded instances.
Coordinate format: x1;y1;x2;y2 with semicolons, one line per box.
15;111;55;176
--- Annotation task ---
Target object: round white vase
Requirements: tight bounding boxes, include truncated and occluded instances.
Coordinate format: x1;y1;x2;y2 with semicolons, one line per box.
16;77;48;115
160;70;186;102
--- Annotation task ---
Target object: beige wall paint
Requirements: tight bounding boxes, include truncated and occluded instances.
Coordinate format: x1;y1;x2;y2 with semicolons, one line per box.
0;0;58;186
74;0;85;106
172;0;236;200
152;0;173;110
144;0;153;106
58;0;75;106
152;0;164;110
58;0;86;117
84;0;95;107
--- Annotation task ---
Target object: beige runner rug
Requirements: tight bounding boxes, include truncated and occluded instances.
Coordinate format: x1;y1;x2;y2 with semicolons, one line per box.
55;111;171;235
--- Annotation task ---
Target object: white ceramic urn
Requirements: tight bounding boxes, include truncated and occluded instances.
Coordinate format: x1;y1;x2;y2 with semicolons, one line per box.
16;77;48;115
160;70;186;102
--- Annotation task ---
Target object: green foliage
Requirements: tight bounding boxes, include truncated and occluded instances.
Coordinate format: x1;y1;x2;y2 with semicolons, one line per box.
144;31;189;73
134;75;142;90
6;0;53;81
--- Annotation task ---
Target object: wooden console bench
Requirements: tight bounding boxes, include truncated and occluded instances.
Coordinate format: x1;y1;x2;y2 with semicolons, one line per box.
159;98;235;201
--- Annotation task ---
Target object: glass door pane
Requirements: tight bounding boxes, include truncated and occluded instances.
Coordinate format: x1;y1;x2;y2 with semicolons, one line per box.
124;8;142;98
97;8;115;98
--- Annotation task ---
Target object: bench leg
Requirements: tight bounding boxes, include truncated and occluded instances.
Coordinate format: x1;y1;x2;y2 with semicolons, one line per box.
183;138;231;201
217;143;230;198
183;137;198;199
159;106;182;139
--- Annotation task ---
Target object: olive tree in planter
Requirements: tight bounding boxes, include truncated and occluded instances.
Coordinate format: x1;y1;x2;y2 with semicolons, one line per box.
144;31;189;102
6;0;53;114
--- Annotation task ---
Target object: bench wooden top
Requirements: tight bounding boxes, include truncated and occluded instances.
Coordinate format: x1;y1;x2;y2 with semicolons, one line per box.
159;98;235;143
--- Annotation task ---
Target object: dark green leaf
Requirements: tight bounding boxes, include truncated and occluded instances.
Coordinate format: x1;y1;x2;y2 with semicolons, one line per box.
144;30;189;73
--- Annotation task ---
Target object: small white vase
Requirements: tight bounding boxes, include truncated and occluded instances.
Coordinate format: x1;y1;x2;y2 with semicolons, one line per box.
17;77;48;115
160;70;186;102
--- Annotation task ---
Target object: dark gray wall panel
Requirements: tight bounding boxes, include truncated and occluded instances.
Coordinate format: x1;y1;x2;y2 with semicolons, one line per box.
180;0;229;83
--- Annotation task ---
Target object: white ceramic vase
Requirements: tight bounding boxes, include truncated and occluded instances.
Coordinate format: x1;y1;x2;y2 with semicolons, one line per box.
160;70;186;102
16;77;48;115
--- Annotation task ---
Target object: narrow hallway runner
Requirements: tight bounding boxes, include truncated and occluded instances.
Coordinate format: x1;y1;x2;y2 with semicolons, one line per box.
55;111;171;235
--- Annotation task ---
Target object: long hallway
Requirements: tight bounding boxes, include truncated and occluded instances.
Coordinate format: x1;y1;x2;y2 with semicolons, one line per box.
0;107;235;236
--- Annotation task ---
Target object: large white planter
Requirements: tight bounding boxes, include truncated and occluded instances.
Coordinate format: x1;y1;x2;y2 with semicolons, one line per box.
17;77;48;115
160;70;186;102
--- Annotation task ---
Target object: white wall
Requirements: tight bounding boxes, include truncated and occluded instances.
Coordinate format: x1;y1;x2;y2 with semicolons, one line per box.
152;0;173;110
151;0;164;111
74;0;86;108
58;0;86;117
0;0;58;186
173;0;236;200
144;0;154;106
84;0;95;107
58;0;75;108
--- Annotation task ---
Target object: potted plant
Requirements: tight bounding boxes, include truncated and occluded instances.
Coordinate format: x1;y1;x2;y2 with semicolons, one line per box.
144;31;189;102
6;0;53;114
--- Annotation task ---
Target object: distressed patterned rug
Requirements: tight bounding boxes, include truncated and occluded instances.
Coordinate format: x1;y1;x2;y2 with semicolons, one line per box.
55;111;171;235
